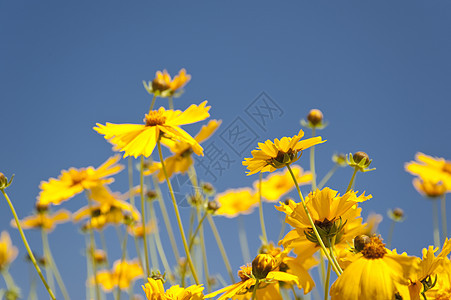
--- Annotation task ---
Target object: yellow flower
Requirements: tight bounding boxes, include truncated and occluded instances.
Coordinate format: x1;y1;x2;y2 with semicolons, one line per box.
0;231;18;270
254;165;312;202
146;120;221;182
408;238;451;300
38;155;123;206
205;254;299;300
73;185;140;230
405;153;451;191
277;188;371;260
330;236;419;300
94;101;211;158
215;188;259;218
91;259;143;291
412;177;447;198
142;277;204;300
127;220;155;238
242;130;325;175
143;68;191;97
423;257;451;300
12;208;71;232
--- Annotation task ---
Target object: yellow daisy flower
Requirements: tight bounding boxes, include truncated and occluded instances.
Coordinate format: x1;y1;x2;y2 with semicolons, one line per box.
94;101;211;158
405;153;451;191
142;277;204;300
215;188;259;218
12;206;71;232
423;257;451;300
146;119;221;182
143;68;191;97
408;238;451;299
127;220;155;238
254;165;312;202
205;254;299;300
0;231;18;270
38;155;123;206
277;187;371;260
330;236;419;300
91;259;143;292
412;177;447;198
242;130;325;175
74;185;140;230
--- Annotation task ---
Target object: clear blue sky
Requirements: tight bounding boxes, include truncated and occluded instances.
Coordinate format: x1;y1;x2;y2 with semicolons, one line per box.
1;1;450;299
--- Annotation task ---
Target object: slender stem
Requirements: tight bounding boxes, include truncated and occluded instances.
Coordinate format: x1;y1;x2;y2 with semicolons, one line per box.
386;220;396;249
310;127;317;191
148;229;159;271
251;279;260;300
140;156;151;277
99;230;110;268
346;168;358;193
115;228;128;300
148;202;174;283
42;230;70;300
85;235;93;300
318;253;325;289
290;285;298;300
86;194;101;300
207;215;235;283
197;208;211;293
318;164;339;190
157;141;199;284
258;173;268;245
168;96;174;110
286;165;342;275
188;213;208;252
238;215;251;264
432;199;440;248
149;94;157;113
324;259;331;300
1;190;56;300
152;175;181;261
441;194;447;242
2;269;17;292
41;230;55;299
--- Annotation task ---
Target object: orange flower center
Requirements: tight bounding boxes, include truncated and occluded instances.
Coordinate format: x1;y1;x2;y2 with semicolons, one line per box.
238;264;252;282
145;111;167;126
361;236;387;259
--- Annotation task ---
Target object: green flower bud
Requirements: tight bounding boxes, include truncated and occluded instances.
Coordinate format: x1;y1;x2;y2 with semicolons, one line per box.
252;254;275;280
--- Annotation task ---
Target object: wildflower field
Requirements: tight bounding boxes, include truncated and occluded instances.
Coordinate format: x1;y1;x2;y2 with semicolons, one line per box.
1;2;451;300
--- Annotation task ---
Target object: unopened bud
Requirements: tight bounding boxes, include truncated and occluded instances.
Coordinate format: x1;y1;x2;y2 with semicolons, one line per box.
252;254;275;279
201;182;215;195
35;203;49;213
353;152;369;165
354;235;371;252
207;200;220;213
146;190;158;201
307;109;323;126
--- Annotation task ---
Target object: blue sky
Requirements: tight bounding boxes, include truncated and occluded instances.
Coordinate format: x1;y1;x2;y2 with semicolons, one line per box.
1;1;450;299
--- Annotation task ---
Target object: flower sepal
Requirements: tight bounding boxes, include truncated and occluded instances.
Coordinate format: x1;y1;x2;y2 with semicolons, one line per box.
304;217;347;247
346;152;375;172
0;173;14;190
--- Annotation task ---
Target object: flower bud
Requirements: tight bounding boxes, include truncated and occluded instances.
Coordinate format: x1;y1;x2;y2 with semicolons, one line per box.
206;200;220;214
252;254;275;279
307;109;323;126
392;208;404;219
354;235;371;252
388;208;406;222
35;203;49;213
146;190;158;201
353;151;369;165
332;153;347;167
201;182;215;196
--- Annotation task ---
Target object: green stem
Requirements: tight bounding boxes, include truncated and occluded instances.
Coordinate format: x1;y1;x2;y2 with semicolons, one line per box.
157;141;199;285
86;194;101;300
318;164;339;190
140;156;151;277
148;202;174;283
1;189;56;300
318;253;325;289
207;215;235;283
115;228;128;300
290;285;298;300
168;96;174;110
188;213;208;252
99;230;110;268
258;173;268;245
386;220;396;249
197;208;211;293
286;164;342;275
149;94;157;113
2;269;17;292
441;194;447;242
42;230;71;300
238;215;251;264
152;174;181;261
432;199;440;248
324;259;331;300
310;127;317;191
41;230;55;299
251;279;260;300
346;168;358;193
